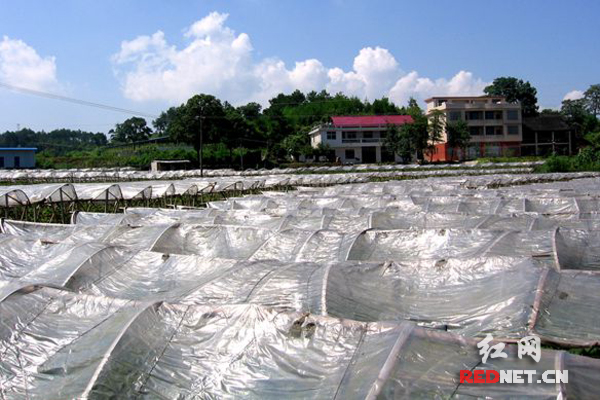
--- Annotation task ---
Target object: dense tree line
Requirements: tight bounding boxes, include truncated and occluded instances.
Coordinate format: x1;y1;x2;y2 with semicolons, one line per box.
148;90;416;166
0;128;107;156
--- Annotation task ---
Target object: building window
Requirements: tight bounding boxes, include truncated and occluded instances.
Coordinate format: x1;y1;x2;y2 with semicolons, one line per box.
0;157;4;168
469;127;483;136
345;149;355;159
342;131;357;139
437;99;447;106
486;126;504;136
363;131;373;139
485;111;503;120
326;131;336;140
507;125;519;135
14;156;20;168
506;110;519;120
449;111;462;121
466;111;483;120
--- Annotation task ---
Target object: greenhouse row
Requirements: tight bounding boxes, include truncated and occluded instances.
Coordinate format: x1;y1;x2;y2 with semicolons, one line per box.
1;174;600;398
0;161;544;182
1;170;598;208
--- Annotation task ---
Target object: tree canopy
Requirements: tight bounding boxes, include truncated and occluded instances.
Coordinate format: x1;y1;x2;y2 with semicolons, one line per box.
446;120;470;161
584;84;600;117
484;77;539;117
110;117;152;144
383;124;412;163
426;109;445;157
561;96;600;148
168;95;225;147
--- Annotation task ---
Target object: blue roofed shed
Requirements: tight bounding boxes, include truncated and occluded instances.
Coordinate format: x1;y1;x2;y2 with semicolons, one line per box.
0;148;37;169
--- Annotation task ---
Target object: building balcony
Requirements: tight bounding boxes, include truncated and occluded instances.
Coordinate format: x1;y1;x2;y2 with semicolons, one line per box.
341;138;383;144
430;103;521;111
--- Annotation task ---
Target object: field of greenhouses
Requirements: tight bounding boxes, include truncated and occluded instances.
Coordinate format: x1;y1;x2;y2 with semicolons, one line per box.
1;168;600;398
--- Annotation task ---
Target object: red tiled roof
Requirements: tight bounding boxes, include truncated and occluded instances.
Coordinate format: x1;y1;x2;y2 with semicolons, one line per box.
331;115;413;127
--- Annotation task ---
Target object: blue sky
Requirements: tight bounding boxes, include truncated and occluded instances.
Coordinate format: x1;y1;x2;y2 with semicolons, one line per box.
0;0;598;133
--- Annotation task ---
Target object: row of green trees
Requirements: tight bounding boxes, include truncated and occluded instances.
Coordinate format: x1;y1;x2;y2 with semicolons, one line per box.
109;90;422;166
0;128;107;156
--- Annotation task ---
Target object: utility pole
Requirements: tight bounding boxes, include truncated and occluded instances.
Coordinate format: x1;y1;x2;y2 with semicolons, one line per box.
196;115;205;177
239;137;244;171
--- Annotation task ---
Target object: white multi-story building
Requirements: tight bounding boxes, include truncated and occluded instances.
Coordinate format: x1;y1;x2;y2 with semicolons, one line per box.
308;115;413;164
425;96;523;161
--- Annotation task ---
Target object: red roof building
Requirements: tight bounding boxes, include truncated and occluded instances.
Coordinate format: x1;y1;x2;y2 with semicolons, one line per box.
331;115;413;128
308;115;413;164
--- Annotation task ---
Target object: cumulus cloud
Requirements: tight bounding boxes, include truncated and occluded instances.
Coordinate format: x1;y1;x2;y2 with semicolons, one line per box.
350;47;402;99
563;90;584;101
112;12;488;106
0;36;58;90
388;70;489;105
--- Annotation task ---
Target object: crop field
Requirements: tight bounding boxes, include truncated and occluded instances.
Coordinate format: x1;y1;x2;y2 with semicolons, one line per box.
1;170;600;398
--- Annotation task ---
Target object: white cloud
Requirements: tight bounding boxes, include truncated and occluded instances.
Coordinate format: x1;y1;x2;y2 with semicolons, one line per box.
563;90;584;101
0;36;58;90
112;12;489;107
289;59;329;93
351;47;401;99
388;70;488;106
326;67;366;98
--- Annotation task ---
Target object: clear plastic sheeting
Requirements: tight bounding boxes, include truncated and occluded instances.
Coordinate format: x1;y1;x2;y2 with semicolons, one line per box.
1;239;600;345
6;183;77;204
0;188;29;207
1;288;600;399
74;207;600;232
2;173;600;398
2;170;600;207
74;183;123;202
0;236;76;281
0;287;146;399
0;161;543;183
533;269;600;346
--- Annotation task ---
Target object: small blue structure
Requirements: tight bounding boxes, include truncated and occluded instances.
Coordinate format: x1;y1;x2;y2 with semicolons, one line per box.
0;148;37;169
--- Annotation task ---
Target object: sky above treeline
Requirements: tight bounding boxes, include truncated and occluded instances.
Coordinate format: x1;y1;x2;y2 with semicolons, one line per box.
0;0;598;133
